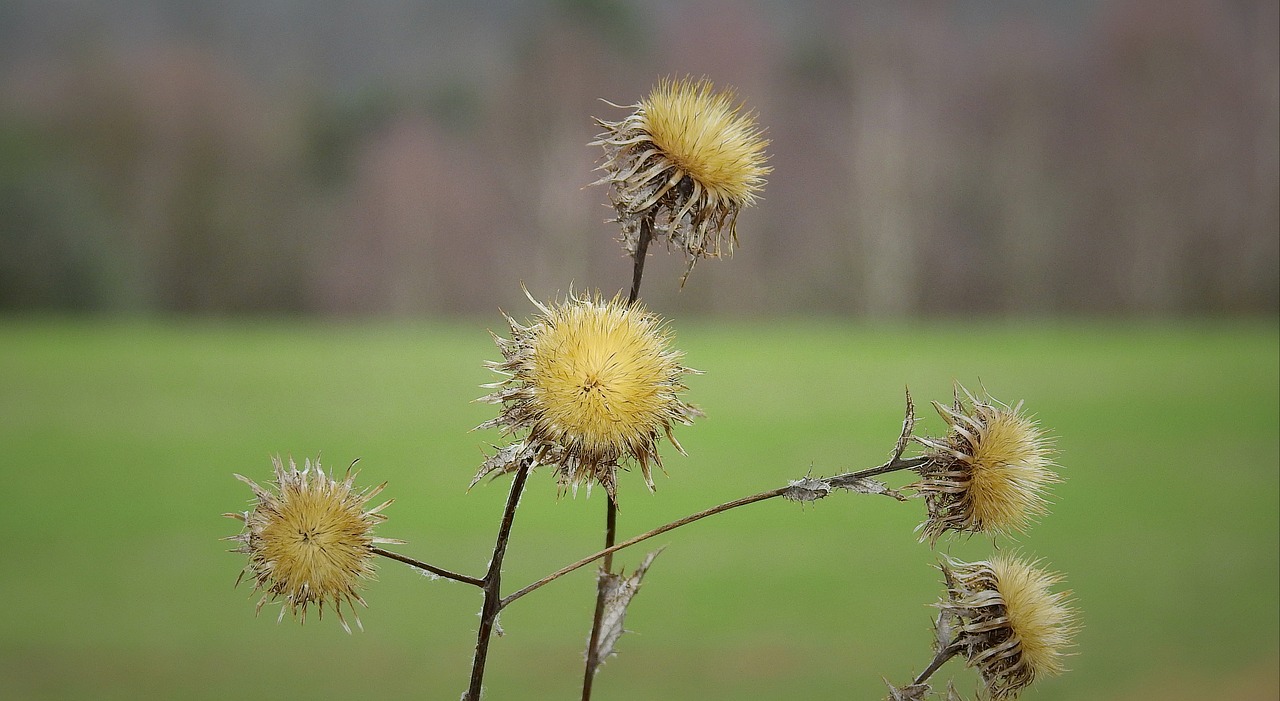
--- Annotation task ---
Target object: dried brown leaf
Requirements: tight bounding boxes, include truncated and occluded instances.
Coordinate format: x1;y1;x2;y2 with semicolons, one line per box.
469;442;528;489
587;549;662;674
829;474;908;501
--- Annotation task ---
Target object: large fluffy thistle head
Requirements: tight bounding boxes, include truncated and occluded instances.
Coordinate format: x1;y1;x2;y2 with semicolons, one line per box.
592;77;770;279
914;386;1059;542
224;456;401;632
937;554;1078;700
476;290;701;502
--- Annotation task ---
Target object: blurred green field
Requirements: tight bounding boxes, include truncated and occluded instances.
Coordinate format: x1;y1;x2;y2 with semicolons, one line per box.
0;317;1276;701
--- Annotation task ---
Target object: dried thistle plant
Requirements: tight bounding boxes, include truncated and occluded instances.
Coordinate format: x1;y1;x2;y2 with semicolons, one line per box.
934;555;1079;700
474;289;701;503
221;77;1078;701
914;386;1059;542
593;76;770;279
223;456;402;632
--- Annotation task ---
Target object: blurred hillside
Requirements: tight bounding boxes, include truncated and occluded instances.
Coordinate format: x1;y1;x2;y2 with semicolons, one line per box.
1;0;1276;317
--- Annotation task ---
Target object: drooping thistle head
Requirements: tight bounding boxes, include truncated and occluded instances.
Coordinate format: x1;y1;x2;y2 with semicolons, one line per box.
224;456;401;632
914;386;1058;542
936;554;1078;700
476;290;701;502
592;77;770;279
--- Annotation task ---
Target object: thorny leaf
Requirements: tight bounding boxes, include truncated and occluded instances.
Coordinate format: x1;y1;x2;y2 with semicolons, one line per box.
783;476;831;503
933;607;960;654
469;442;529;489
783;474;906;503
587;549;662;675
894;388;917;461
828;474;908;501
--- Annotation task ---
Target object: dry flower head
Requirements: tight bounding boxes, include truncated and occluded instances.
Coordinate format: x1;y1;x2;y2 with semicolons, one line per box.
914;386;1058;542
224;456;401;632
592;77;770;279
476;290;701;502
937;554;1078;700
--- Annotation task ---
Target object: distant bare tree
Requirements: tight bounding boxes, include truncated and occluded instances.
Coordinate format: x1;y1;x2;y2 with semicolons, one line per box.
1;0;1275;316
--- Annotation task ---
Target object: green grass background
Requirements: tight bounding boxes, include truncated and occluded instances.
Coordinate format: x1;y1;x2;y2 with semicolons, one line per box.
0;317;1275;700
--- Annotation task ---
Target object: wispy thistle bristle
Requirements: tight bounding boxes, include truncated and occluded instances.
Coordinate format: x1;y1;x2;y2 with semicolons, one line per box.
476;290;702;502
913;385;1059;542
937;554;1078;700
224;456;402;632
592;77;770;280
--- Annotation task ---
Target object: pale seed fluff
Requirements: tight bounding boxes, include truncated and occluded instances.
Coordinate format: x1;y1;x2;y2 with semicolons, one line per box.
476;290;701;502
914;386;1059;542
592;77;770;278
224;456;402;632
938;554;1078;700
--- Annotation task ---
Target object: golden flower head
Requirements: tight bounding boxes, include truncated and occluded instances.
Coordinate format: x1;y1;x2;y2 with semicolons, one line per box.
224;456;401;632
476;289;701;502
914;386;1058;542
592;77;770;279
937;554;1078;700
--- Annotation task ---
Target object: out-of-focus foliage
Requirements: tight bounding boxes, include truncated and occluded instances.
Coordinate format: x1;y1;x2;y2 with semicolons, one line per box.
1;0;1275;316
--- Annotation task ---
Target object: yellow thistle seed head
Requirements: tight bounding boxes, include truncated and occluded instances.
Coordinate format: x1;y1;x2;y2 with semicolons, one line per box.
592;77;770;279
223;456;401;632
476;290;701;502
937;554;1078;700
913;385;1059;543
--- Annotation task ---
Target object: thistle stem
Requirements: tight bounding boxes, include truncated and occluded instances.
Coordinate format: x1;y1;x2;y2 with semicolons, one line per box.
627;215;654;305
840;454;929;480
372;547;483;588
502;459;922;608
463;461;533;701
580;499;618;700
603;499;618;573
912;642;963;687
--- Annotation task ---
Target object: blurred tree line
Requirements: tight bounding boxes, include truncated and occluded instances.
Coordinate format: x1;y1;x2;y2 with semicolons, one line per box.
1;0;1275;316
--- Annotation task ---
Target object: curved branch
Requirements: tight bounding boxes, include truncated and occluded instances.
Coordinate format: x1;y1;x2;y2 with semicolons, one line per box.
502;456;926;609
502;486;787;608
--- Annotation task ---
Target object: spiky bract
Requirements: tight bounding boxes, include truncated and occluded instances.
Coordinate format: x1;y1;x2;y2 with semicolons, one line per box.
476;291;701;502
937;555;1078;700
914;386;1058;542
592;77;769;277
224;456;400;632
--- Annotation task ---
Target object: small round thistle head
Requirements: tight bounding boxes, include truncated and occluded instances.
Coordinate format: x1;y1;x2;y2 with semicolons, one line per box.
592;77;770;280
476;289;701;503
914;386;1058;542
937;554;1078;700
224;456;401;632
